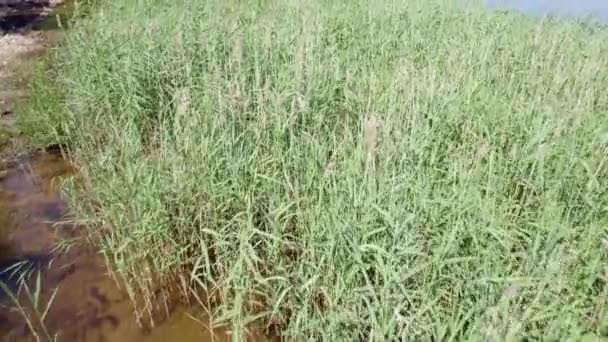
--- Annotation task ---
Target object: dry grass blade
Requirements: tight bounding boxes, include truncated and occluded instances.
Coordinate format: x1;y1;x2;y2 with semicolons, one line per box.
363;114;378;170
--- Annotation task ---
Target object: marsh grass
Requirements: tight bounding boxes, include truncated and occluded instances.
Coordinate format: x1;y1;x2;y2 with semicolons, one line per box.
1;271;58;342
22;0;608;339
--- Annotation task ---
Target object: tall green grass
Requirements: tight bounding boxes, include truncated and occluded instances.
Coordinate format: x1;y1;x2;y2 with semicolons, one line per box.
1;272;59;342
24;0;608;339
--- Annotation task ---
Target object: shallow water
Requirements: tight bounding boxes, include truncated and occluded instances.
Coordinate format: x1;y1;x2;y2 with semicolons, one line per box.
0;0;50;32
0;151;248;341
487;0;608;20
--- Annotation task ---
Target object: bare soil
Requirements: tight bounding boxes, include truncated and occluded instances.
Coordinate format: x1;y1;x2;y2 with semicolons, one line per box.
0;0;62;162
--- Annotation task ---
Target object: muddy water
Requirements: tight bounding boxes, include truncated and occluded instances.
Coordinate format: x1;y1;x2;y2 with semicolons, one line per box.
0;1;49;31
0;151;260;341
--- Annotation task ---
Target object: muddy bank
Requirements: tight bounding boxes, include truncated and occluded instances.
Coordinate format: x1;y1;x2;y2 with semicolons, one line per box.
0;0;60;32
0;150;249;341
0;0;62;162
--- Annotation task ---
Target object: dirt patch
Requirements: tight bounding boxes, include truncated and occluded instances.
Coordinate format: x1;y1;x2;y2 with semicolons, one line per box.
0;7;61;161
0;31;58;96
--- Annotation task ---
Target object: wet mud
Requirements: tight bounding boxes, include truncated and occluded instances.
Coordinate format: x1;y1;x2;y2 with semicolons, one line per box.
0;0;56;32
0;151;257;342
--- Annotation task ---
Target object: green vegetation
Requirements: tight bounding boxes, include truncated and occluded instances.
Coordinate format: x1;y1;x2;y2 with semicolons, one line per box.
1;272;59;342
23;0;608;339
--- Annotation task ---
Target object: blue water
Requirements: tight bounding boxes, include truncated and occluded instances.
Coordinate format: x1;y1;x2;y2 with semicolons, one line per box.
487;0;608;20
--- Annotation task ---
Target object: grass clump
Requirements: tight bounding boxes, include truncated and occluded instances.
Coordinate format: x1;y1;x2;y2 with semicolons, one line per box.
25;0;608;339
